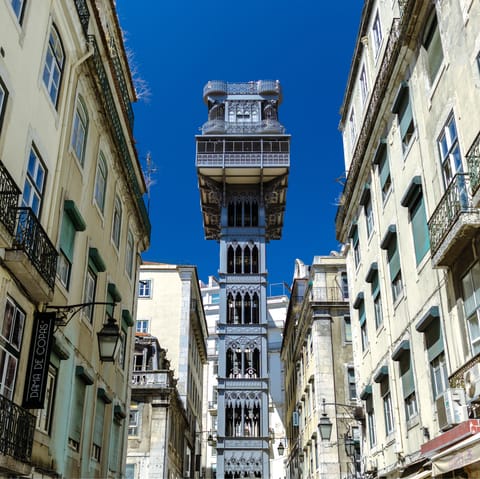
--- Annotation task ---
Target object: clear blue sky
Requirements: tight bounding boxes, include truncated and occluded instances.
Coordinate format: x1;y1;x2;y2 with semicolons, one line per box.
116;1;364;288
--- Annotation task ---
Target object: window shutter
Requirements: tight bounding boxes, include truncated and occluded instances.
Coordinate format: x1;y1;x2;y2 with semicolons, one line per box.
425;320;444;362
399;99;413;139
410;195;430;264
93;399;105;447
387;239;400;281
60;212;75;262
400;355;415;398
69;376;86;443
379;154;390;188
359;301;366;326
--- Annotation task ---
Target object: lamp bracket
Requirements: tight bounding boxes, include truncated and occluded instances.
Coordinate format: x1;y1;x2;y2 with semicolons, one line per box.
45;302;117;328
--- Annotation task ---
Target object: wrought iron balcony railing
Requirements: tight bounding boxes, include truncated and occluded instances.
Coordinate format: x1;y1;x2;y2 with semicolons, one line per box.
310;287;348;303
131;370;170;388
428;173;475;257
73;0;90;38
0;394;35;463
88;35;151;238
0;161;21;237
467;132;480;195
11;207;58;289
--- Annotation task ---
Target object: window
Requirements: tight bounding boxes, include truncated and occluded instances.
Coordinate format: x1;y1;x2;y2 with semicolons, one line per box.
438;114;462;187
365;195;374;238
344;316;352;342
10;0;26;24
136;319;150;334
92;397;106;461
22;146;46;217
125;230;134;278
0;77;8;136
340;272;349;299
42;25;64;107
0;298;25;399
36;366;56;433
396;347;418;421
125;464;135;479
383;391;394;435
359;301;368;352
382;229;403;302
57;201;85;289
83;268;96;323
371;272;383;329
94;153;107;213
366;396;376;447
349;109;356;147
68;374;89;452
401;178;430;265
347;367;356;400
372;11;383;57
374;142;392;202
71;96;88;166
431;353;448;399
392;84;415;152
128;404;140;436
138;279;152;298
118;331;126;369
423;12;444;84
359;65;369;104
461;262;480;355
111;195;122;249
351;225;361;268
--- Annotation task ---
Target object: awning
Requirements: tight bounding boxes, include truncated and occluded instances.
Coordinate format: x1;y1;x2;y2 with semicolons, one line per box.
432;432;480;476
404;470;431;479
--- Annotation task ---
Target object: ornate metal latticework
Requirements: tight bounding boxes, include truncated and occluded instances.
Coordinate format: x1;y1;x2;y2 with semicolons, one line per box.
427;173;475;256
73;0;90;38
87;35;150;237
10;207;58;289
0;394;36;463
0;160;21;236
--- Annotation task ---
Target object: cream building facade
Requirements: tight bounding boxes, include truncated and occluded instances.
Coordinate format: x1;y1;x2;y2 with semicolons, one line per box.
0;1;150;478
281;255;356;479
337;1;480;477
135;263;208;479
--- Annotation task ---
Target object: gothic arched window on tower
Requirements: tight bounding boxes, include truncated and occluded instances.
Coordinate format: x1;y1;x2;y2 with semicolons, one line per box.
234;293;242;323
244;293;252;324
252;292;260;323
244;245;251;273
227;293;235;324
252;245;259;273
227;246;234;273
225;403;261;437
235;245;242;273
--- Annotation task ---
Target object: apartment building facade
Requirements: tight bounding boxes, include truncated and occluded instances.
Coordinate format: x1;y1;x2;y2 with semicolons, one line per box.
135;263;208;479
281;255;357;479
337;1;480;477
0;1;150;478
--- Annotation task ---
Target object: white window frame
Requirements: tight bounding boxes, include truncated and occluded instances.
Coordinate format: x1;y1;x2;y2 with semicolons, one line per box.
431;353;448;400
383;391;394;435
94;152;107;213
83;268;96;323
125;230;134;278
138;279;152;298
36;366;56;433
405;392;418;421
71;96;88;166
0;77;7;135
111;195;122;250
461;262;480;355
42;24;64;107
438;114;462;188
136;319;150;334
10;0;26;24
372;11;383;58
359;65;369;104
22;145;46;217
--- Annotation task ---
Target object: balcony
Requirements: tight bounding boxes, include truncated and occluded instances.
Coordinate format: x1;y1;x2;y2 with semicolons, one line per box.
0;161;21;248
310;287;347;303
0;394;35;476
73;0;90;38
428;173;480;267
131;370;171;389
4;208;58;302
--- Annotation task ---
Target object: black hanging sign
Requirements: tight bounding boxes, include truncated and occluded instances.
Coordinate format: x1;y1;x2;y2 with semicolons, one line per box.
22;311;56;409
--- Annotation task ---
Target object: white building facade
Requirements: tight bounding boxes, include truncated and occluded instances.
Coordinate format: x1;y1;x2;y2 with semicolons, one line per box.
337;1;480;477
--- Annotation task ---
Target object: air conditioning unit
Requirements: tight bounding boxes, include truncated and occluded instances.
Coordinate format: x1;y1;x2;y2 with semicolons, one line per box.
292;411;299;426
464;363;480;402
436;388;467;431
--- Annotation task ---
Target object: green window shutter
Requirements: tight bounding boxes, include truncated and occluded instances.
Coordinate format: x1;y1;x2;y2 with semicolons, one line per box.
60;212;75;262
371;273;379;298
399;355;415;398
109;421;121;472
93;398;105;447
387;239;400;281
69;376;86;444
399;98;413;139
425;319;444;361
379;154;390;189
106;291;114;317
359;301;366;326
410;195;430;264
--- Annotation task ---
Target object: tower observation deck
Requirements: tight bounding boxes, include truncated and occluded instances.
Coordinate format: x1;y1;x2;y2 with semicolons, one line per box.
196;80;290;479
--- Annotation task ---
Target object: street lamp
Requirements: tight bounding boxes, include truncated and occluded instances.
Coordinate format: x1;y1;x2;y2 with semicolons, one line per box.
97;315;121;361
277;441;285;456
318;398;333;441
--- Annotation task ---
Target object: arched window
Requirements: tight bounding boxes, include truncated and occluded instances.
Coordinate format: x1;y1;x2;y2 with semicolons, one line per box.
94;152;107;213
252;292;259;323
226;293;235;324
244;245;251;273
234;293;242;323
71;95;88;166
244;293;251;324
252;245;259;273
235;245;242;273
227;245;234;273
